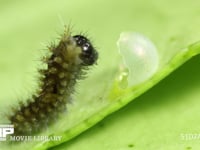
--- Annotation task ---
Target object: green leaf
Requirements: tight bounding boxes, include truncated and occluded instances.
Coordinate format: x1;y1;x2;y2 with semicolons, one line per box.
0;0;200;150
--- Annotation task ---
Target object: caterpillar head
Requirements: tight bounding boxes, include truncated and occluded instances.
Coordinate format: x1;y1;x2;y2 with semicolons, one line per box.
73;35;98;66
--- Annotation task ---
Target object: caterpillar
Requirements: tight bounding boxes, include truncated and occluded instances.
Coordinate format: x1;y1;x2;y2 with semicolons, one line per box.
8;28;98;135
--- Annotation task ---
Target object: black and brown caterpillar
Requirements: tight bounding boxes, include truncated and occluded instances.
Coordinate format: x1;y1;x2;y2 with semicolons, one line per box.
8;28;98;135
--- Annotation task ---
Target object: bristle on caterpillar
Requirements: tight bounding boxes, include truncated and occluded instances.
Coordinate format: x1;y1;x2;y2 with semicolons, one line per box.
8;28;98;135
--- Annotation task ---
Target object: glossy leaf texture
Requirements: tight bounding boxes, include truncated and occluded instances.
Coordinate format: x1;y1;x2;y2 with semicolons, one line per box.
0;0;200;150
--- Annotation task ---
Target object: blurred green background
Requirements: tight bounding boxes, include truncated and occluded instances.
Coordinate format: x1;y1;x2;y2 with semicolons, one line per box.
0;0;200;150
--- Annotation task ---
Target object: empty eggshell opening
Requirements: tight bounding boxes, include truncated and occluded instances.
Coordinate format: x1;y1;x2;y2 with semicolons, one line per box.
117;32;159;88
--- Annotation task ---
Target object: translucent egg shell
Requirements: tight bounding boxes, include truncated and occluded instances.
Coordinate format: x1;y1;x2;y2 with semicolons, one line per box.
117;32;159;87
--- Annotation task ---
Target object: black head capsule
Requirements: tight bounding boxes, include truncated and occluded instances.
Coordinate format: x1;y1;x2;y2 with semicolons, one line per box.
73;35;98;66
